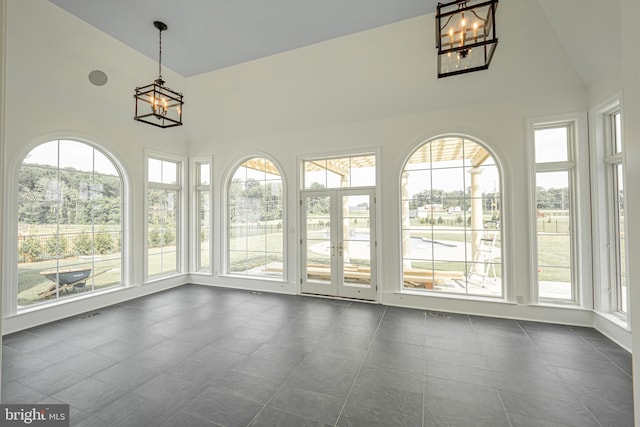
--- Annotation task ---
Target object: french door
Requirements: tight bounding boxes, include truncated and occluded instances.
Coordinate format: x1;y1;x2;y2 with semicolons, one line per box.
301;189;376;300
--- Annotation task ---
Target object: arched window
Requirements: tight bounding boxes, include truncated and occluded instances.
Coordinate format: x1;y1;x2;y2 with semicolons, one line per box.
227;156;284;279
17;140;124;308
401;136;503;297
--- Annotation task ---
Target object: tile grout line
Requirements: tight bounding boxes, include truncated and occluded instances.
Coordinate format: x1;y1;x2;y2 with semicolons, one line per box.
244;301;357;427
332;305;388;427
473;316;519;427
568;326;633;380
422;311;427;427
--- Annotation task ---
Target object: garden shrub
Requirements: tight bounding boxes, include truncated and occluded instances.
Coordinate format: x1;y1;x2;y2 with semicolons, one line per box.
73;232;93;255
94;232;113;255
45;234;68;257
19;236;42;262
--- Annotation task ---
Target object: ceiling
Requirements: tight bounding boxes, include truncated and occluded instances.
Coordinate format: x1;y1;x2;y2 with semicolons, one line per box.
49;0;439;78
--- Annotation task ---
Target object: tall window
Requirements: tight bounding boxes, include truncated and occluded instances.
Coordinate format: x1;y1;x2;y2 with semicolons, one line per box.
147;157;181;278
607;112;627;313
533;124;576;302
227;157;284;279
401;137;503;298
17;140;123;308
193;159;211;273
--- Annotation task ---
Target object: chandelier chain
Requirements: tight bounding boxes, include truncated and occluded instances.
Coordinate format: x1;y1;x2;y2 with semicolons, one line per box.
158;26;163;81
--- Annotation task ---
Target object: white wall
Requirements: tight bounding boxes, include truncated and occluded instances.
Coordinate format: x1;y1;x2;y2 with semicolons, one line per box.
620;0;640;421
2;0;189;332
186;0;596;326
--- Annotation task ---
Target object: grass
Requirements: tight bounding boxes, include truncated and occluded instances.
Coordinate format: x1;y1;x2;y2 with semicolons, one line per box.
17;214;574;305
18;246;178;307
18;255;122;307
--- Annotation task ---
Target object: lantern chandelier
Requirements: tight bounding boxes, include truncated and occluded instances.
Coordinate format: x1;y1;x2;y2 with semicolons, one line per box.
134;21;184;128
436;0;499;78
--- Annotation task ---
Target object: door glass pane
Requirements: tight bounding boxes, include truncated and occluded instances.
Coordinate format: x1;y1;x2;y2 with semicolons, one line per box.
341;195;371;287
306;195;331;283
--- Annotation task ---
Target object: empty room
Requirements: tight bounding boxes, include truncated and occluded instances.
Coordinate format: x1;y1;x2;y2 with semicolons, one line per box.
1;0;639;426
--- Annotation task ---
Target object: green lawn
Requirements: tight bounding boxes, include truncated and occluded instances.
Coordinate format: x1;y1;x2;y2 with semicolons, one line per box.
17;215;573;305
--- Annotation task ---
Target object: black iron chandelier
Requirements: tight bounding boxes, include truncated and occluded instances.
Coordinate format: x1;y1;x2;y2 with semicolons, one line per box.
436;0;499;78
134;21;184;128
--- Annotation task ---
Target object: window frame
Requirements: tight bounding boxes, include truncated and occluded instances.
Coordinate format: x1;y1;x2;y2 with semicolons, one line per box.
607;112;627;314
190;156;213;274
222;153;287;281
7;137;128;315
398;135;506;300
144;150;186;282
590;98;628;319
528;113;592;307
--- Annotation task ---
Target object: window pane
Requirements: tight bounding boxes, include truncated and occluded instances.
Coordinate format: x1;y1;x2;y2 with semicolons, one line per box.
304;155;376;189
148;188;178;277
23;140;59;168
614;113;622;154
614;163;627;313
401;137;502;298
148;158;162;183
18;140;123;308
162;160;177;185
534;127;569;163
228;157;284;279
59;140;94;172
199;163;210;186
198;191;210;272
350;155;376;187
535;170;573;300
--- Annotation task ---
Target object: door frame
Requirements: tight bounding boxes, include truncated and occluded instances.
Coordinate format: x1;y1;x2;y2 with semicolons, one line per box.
299;188;378;301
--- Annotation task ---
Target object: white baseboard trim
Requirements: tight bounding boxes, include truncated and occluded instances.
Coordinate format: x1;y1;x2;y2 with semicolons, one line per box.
3;275;186;335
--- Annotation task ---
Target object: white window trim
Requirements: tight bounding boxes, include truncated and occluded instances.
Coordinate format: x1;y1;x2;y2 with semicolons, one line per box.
297;147;382;299
221;152;287;282
396;134;508;301
190;156;213;275
4;136;130;316
144;149;187;282
590;96;628;321
527;112;592;307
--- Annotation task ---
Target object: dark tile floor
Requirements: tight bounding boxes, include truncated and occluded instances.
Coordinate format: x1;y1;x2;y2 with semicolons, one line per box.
1;284;634;427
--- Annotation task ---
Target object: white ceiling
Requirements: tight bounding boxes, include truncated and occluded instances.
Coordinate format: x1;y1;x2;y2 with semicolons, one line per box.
49;0;439;77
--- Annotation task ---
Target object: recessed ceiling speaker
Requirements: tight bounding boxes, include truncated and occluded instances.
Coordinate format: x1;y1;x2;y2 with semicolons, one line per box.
88;70;108;86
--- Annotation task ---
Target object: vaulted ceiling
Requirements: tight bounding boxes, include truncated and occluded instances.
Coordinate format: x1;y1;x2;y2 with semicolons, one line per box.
49;0;439;77
49;0;620;90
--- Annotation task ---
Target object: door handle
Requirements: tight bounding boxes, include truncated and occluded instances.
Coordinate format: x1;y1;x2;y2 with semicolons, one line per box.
331;244;335;257
338;242;343;257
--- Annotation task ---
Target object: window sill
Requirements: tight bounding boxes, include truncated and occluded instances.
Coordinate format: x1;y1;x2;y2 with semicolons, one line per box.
220;273;286;283
397;288;515;305
14;284;126;317
594;310;630;331
530;301;587;310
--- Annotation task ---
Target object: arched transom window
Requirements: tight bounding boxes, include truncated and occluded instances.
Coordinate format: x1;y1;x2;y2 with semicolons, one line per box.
227;157;284;279
17;140;123;308
401;136;503;297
